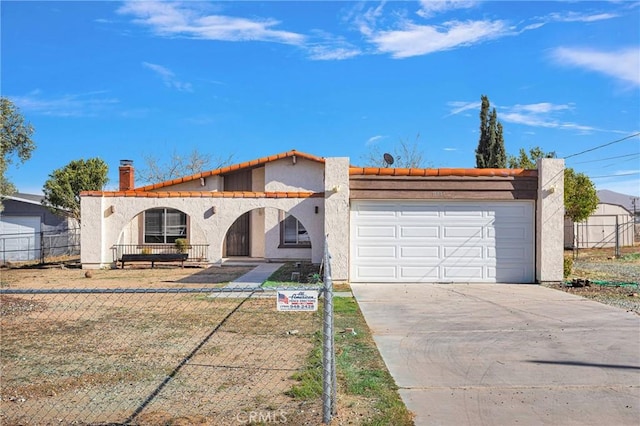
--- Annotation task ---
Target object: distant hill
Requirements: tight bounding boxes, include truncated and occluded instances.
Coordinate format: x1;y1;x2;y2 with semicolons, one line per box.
597;190;638;213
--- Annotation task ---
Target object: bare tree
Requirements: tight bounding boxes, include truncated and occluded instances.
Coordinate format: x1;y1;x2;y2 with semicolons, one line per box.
360;135;427;168
136;148;234;185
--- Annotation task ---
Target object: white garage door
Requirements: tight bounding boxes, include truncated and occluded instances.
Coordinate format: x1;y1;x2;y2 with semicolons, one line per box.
350;201;534;283
0;216;41;262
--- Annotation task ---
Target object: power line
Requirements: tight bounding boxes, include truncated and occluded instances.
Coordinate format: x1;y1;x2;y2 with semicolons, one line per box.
564;132;640;159
589;171;639;179
570;152;640;164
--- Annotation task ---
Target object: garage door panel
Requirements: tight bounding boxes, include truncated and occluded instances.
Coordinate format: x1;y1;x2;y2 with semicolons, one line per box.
351;200;534;283
490;247;529;260
355;265;397;280
357;245;396;258
444;245;484;258
400;226;439;238
494;266;529;282
400;246;439;258
399;266;440;279
443;226;484;238
356;225;396;238
443;266;484;279
491;226;529;239
398;206;440;218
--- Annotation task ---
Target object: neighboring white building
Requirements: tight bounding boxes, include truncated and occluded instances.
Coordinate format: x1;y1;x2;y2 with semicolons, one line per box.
0;193;78;263
565;203;634;249
81;150;565;284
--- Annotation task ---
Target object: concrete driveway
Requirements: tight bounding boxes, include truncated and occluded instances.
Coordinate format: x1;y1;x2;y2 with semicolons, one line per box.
350;283;640;426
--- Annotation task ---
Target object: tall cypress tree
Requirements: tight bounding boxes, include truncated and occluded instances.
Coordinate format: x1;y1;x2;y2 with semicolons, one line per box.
475;95;506;168
475;95;490;168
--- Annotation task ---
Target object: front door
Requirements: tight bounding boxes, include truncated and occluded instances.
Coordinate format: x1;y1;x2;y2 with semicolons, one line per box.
226;212;250;256
224;170;252;257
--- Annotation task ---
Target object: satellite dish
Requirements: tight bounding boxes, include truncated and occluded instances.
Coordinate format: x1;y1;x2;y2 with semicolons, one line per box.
383;153;395;167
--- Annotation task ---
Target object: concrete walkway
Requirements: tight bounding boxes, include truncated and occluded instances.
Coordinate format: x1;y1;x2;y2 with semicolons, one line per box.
351;283;640;426
224;263;284;289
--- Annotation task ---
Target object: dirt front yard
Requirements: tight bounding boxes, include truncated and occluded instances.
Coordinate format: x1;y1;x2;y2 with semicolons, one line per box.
0;264;326;425
0;263;254;289
550;248;640;315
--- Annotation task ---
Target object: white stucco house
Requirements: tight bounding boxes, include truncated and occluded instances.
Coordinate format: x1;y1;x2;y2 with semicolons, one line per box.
81;150;565;284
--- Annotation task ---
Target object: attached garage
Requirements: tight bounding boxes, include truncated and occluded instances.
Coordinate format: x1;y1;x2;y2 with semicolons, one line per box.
0;216;41;262
350;201;534;283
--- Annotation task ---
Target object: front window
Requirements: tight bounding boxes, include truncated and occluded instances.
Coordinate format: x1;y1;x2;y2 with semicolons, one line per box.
144;208;187;244
280;213;310;247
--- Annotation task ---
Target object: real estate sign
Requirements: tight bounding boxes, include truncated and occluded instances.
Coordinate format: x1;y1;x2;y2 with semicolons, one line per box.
277;290;318;312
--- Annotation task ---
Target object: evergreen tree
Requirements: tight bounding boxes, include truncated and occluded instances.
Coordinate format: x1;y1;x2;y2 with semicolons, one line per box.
475;95;491;168
475;95;506;168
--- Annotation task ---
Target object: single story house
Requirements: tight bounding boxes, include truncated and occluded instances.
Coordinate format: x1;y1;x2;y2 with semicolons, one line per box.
80;150;565;284
0;193;78;263
564;203;634;249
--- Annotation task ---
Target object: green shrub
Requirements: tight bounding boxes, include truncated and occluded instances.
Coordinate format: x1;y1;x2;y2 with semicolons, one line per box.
174;238;189;253
563;256;573;278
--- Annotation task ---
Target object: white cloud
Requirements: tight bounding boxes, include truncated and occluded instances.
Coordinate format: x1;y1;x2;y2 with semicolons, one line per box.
118;1;305;45
510;103;574;114
448;99;602;133
443;147;458;151
551;47;640;87
548;11;620;23
500;111;598;133
308;45;361;61
447;101;480;116
10;91;119;117
368;19;510;58
142;62;193;92
417;0;477;18
306;31;361;60
366;135;386;145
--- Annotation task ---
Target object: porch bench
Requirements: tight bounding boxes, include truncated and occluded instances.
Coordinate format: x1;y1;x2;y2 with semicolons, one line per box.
120;253;188;269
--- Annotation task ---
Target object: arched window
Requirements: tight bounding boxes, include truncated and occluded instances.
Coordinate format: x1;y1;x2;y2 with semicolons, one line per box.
144;208;187;244
280;212;310;247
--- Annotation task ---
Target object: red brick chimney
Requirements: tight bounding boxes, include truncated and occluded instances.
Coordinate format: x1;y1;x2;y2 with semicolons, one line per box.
119;160;134;191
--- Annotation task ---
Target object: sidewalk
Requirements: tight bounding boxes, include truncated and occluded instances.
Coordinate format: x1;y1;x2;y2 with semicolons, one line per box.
224;263;284;289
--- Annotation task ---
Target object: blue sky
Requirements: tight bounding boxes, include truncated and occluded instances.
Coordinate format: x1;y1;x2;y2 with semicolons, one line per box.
3;1;639;197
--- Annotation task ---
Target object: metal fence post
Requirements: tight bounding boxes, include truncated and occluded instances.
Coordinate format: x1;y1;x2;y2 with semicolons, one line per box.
40;231;45;264
322;237;335;424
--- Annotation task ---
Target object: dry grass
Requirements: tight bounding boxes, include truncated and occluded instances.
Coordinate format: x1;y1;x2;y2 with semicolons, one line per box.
0;265;326;425
0;264;253;289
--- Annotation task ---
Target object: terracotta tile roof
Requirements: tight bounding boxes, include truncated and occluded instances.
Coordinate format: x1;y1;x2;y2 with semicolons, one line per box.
349;167;538;177
80;190;324;198
135;150;325;192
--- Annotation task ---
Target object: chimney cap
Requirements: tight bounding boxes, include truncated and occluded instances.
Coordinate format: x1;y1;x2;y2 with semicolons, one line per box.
120;159;134;167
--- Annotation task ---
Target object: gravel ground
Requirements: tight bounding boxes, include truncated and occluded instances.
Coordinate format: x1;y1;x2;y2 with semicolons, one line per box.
549;251;640;315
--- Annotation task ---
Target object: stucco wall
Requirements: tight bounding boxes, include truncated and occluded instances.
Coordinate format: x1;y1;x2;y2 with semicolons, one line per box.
81;195;324;268
265;157;324;192
324;157;350;282
536;158;565;283
250;168;266;257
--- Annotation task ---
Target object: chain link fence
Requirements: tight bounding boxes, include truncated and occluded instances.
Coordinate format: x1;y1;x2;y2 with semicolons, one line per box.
0;227;80;264
565;219;636;258
1;281;335;424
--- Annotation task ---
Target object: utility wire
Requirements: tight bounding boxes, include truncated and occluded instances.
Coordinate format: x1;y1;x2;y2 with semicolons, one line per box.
589;171;639;179
570;152;640;164
564;132;640;159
